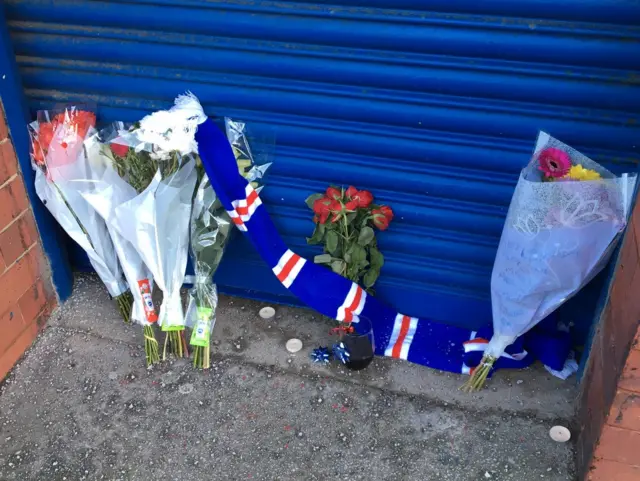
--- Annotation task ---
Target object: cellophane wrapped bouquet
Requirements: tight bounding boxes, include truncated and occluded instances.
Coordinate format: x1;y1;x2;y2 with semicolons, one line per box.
67;125;161;365
187;118;271;369
28;106;133;321
104;95;200;360
463;132;637;391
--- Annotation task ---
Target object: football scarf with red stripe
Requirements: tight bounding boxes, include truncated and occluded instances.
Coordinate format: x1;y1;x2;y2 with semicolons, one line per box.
196;119;571;375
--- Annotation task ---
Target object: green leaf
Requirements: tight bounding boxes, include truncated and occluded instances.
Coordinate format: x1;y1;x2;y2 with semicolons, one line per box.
363;268;380;288
314;254;333;264
369;247;384;269
306;222;326;245
346;212;357;225
325;230;339;255
331;260;346;275
358;226;375;246
305;193;324;210
348;244;367;264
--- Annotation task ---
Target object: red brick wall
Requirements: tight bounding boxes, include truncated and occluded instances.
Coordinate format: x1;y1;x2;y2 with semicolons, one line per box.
577;194;640;480
0;101;57;380
589;329;640;480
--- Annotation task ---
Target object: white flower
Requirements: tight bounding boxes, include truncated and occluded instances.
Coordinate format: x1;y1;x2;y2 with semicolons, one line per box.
136;92;206;156
149;150;171;162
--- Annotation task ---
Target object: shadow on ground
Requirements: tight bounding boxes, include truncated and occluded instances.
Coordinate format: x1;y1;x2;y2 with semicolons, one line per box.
0;274;577;480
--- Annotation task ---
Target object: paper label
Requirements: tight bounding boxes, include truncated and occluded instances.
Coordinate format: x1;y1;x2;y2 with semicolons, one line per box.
190;307;212;347
137;279;158;323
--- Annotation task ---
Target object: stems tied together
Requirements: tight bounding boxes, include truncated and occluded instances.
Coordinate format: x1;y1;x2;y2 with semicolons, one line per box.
114;291;134;323
459;356;497;392
143;324;160;366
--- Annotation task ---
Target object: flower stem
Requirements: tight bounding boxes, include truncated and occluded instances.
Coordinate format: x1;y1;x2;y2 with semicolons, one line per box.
342;210;350;243
114;291;134;323
163;330;189;360
460;355;497;392
143;324;160;366
193;345;211;369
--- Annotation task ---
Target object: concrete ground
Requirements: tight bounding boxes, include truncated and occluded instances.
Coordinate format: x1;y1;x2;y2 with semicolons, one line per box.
0;274;578;480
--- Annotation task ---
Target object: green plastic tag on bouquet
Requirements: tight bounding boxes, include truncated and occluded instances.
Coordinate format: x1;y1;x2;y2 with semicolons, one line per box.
190;307;212;347
161;324;185;332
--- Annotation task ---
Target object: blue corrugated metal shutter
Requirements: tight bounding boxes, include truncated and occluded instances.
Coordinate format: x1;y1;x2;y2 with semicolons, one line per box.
5;0;639;330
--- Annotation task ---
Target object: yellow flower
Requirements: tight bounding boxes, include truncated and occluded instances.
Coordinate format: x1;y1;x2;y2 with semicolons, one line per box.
566;164;601;181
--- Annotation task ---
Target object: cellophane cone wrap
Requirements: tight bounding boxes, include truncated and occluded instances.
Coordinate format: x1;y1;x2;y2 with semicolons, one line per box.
490;132;636;351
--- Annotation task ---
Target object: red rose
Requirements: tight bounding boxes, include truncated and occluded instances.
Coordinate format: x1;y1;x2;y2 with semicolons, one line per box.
37;122;54;150
344;200;358;211
372;209;390;230
110;142;129;158
352;190;373;208
54;110;96;140
312;197;330;214
312;197;332;224
380;205;394;222
345;186;358;198
73;111;96;139
52;112;66;124
31;140;45;165
329;199;342;213
326;186;342;200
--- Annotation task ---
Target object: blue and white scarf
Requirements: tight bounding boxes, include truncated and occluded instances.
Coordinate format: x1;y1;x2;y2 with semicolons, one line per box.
196;119;571;376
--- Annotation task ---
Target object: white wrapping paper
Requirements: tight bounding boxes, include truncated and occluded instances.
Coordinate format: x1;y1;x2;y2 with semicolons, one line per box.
31;120;127;298
70;135;156;324
110;160;197;330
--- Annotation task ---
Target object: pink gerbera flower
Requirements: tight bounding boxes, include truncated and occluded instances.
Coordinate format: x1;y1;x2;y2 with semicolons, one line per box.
538;148;571;178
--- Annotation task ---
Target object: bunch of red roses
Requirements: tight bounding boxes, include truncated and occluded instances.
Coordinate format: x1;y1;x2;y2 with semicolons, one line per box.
30;109;96;170
311;186;394;230
306;186;394;290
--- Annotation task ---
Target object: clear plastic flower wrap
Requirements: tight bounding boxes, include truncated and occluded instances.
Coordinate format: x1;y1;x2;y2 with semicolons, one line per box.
104;97;201;360
186;118;272;369
463;131;637;391
28;106;133;322
65;125;161;365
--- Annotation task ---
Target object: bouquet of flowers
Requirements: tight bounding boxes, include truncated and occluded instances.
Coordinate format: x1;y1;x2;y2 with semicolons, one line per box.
306;185;394;290
28;106;133;321
69;126;161;365
187;118;271;369
462;132;637;391
105;96;200;360
305;185;393;371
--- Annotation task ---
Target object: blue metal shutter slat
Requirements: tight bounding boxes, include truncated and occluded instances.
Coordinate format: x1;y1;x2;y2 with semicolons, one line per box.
6;0;639;335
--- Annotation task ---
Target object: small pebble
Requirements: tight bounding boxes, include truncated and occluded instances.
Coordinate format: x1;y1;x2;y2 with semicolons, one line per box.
178;383;194;395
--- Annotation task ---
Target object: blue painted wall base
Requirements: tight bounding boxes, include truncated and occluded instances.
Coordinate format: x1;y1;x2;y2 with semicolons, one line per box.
0;8;73;301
